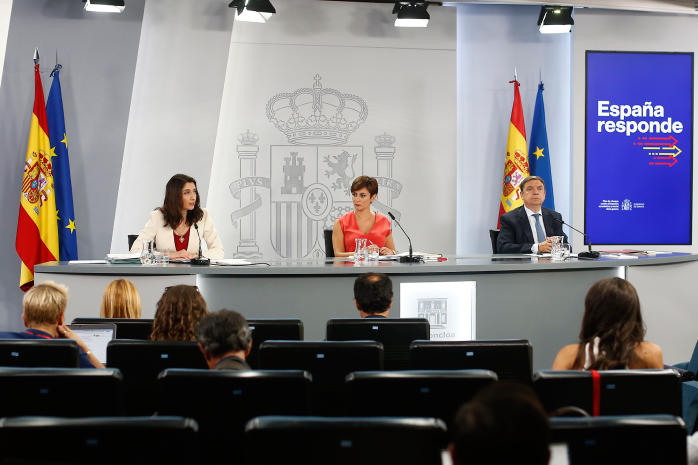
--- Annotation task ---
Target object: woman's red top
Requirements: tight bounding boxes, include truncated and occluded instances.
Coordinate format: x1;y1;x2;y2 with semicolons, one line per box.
338;211;391;252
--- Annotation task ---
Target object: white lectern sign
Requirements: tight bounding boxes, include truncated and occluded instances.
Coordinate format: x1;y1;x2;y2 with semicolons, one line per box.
400;281;476;341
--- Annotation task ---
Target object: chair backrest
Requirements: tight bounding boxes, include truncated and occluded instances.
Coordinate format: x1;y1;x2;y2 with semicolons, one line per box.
533;369;683;417
324;229;334;257
345;370;497;426
489;229;500;254
0;368;123;417
259;341;383;416
0;340;80;368
246;319;304;369
127;234;139;251
107;340;207;416
158;369;311;463
550;414;686;464
326;318;429;370
410;339;533;383
245;416;448;465
0;416;200;465
72;318;154;340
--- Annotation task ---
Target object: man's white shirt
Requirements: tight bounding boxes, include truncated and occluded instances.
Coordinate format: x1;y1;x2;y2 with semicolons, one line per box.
524;205;547;253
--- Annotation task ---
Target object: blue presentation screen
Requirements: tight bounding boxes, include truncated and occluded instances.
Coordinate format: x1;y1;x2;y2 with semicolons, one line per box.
585;52;693;245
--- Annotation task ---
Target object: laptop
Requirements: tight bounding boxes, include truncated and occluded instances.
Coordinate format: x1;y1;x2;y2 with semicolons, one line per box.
67;324;116;365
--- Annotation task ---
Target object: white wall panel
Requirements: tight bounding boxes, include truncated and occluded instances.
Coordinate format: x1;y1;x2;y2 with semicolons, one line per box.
206;0;457;259
110;0;234;253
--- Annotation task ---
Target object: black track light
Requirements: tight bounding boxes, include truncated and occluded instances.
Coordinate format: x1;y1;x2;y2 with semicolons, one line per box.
537;6;574;33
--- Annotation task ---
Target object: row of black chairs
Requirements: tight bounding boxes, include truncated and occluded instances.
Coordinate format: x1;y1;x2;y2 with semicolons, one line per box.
71;317;532;375
0;414;687;464
0;365;682;421
0;339;680;417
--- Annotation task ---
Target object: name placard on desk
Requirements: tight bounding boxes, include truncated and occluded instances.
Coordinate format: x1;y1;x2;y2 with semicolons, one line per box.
400;281;476;341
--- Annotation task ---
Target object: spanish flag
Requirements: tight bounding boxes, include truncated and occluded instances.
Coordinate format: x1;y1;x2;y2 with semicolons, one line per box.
497;79;530;228
16;54;59;291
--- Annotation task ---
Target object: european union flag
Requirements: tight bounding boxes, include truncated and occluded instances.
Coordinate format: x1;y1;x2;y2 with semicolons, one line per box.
529;82;555;210
46;64;78;260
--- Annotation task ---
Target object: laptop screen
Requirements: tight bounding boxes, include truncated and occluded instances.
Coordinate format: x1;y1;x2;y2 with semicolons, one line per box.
67;325;115;364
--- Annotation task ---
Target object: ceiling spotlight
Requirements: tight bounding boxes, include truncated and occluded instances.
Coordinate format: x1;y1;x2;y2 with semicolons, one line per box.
537;6;573;33
229;0;276;23
392;2;429;28
83;0;125;13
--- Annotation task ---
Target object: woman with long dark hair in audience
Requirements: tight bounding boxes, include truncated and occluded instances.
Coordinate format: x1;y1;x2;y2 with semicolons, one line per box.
100;279;141;319
552;277;663;370
130;174;224;260
150;285;209;341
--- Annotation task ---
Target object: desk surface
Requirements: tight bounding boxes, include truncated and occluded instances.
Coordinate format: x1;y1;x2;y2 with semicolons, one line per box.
35;253;698;276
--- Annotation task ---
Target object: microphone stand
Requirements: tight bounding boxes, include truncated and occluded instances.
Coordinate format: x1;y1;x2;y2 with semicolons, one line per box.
555;218;600;259
190;224;210;266
388;212;421;263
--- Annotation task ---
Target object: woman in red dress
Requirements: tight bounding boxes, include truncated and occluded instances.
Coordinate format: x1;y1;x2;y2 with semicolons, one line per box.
332;176;397;257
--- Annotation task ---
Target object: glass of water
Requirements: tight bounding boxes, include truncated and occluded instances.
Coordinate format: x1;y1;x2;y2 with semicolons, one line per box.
140;239;155;266
156;248;170;266
354;238;367;263
367;244;380;262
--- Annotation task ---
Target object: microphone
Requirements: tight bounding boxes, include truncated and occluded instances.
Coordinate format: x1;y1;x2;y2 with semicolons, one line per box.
190;223;211;266
387;212;421;263
554;218;600;259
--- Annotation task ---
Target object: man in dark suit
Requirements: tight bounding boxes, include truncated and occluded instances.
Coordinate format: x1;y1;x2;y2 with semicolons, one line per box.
496;176;568;254
354;272;392;318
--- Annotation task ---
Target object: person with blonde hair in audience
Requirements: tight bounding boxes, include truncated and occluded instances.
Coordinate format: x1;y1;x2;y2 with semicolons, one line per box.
100;279;142;319
552;277;663;370
150;285;208;341
0;282;104;368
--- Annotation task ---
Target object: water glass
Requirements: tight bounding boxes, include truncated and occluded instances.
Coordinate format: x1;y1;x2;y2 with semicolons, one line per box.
156;248;170;266
140;239;155;266
367;244;380;262
354;238;367;263
550;236;571;261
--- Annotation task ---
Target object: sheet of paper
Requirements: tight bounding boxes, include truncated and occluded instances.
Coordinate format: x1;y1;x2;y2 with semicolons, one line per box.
211;259;251;265
69;260;107;264
106;253;140;259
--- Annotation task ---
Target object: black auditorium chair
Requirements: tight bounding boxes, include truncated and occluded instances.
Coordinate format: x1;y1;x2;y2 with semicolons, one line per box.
106;340;207;416
72;318;154;340
0;416;200;465
127;234;139;251
245;416;448;465
533;369;682;417
158;369;311;464
259;341;383;416
550;414;686;465
326;318;429;371
345;370;497;426
246;319;304;369
489;229;500;254
0;368;123;418
0;340;80;368
410;339;533;384
324;229;334;257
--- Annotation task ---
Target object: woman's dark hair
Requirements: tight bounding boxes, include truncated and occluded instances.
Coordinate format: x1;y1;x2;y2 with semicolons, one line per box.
451;383;550;465
157;174;204;228
150;285;209;341
572;277;646;370
350;176;378;197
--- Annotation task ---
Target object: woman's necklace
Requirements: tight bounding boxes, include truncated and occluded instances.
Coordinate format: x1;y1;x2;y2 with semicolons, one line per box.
175;222;187;243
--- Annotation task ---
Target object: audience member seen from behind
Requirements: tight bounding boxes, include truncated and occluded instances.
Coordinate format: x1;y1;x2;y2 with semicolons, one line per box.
150;285;208;341
100;279;142;319
195;310;252;370
552;277;663;370
354;272;393;318
450;383;550;465
0;282;104;368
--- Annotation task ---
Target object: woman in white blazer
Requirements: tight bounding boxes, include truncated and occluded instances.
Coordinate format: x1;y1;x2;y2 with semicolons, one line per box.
129;174;224;260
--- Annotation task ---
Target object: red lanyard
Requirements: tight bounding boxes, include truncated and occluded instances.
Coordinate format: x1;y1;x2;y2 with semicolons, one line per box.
24;330;52;340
